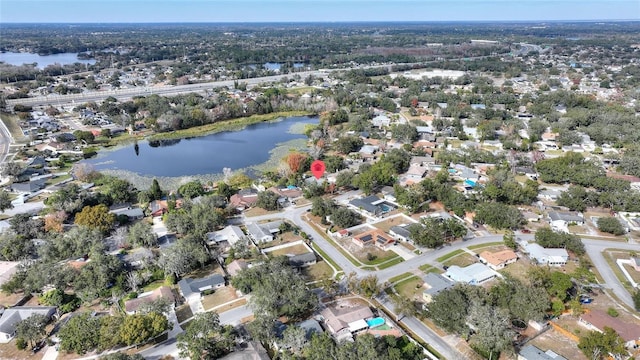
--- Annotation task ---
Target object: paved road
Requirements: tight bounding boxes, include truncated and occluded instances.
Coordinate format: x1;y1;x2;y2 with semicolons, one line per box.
582;239;639;308
0;113;14;165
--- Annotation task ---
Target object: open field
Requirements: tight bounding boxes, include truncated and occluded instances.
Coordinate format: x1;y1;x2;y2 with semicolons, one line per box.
267;243;310;257
301;260;333;282
394;276;422;300
201;286;239;311
442;253;478;268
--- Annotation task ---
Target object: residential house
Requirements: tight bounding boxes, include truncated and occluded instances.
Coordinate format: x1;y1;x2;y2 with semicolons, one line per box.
0;261;20;287
389;224;414;243
0;306;57;343
517;345;567;360
320;304;374;335
548;210;584;230
246;221;282;244
218;341;270;360
539;188;563;201
372;115;391;128
352;229;395;250
523;243;569;266
268;186;303;203
178;274;226;302
479;250;518;270
579;309;640;348
288;252;317;268
229;188;259;210
10;179;47;194
149;199;183;217
226;259;249;277
206;225;245;247
445;263;498;285
349;195;390;217
380;186;396;202
122;248;154;269
422;273;455;303
109;204;144;220
515;167;538;181
403;164;428;183
359;145;379;161
124;286;175;315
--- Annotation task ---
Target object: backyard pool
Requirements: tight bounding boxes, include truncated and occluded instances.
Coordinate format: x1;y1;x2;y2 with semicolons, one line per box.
366;317;385;328
380;204;394;213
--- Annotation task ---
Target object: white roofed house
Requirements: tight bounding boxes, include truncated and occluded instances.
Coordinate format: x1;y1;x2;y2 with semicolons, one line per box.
0;306;57;343
523;243;569;267
178;274;226;303
246;221;283;244
548;211;584;231
445;263;499;286
206;225;245;248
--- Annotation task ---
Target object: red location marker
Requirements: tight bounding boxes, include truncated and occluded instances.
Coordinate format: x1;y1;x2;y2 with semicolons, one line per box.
311;160;326;179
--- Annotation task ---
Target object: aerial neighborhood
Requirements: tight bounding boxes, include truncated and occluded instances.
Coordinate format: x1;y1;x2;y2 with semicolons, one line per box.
0;19;639;360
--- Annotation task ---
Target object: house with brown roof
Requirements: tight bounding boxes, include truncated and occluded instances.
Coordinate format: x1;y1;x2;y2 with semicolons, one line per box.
579;309;640;348
229;188;259;211
124;286;175;315
352;229;395;250
320;304;374;335
479;249;518;270
226;259;249;277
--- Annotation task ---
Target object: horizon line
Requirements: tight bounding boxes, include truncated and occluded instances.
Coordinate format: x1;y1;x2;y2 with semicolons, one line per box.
3;19;640;25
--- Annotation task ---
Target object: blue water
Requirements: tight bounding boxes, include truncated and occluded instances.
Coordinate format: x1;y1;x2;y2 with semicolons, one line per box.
0;52;96;69
380;204;393;212
366;317;385;328
85;116;318;177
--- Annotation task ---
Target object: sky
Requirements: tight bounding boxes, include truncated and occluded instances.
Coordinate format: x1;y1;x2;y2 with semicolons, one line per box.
1;0;639;23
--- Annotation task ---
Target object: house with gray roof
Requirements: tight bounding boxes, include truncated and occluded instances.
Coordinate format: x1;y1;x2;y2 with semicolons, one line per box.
288;252;317;268
422;273;455;303
548;210;584;230
349;195;388;217
206;225;245;247
0;306;56;343
178;274;226;302
523;243;568;266
389;224;413;242
10;179;47;194
246;221;282;243
518;345;567;360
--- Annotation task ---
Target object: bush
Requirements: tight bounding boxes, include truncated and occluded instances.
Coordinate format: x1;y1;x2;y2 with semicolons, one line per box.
597;217;625;236
15;338;27;350
607;307;619;317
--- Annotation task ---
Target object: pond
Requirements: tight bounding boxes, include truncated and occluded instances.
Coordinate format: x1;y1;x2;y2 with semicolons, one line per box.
0;52;96;69
85;116;318;178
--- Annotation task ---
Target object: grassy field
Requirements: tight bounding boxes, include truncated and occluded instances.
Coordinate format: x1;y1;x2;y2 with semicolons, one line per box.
148;111;311;141
311;243;342;273
393;276;422;300
442;253;478;268
301;260;334;282
0;113;27;142
466;242;504;250
388;272;414;284
201;287;239;311
436;249;464;263
268;244;310;257
377;257;405;270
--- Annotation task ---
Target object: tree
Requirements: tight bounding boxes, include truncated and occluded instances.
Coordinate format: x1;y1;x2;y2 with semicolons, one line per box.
535;227;585;255
329;206;361;229
2;161;24;179
149;178;163;200
256;190;280;211
0;189;13;212
391;123;418;143
597;217;625;236
177;312;234;360
286;152;308;175
178;180;205;199
633;290;640;311
467;302;515;357
348;274;381;299
59;312;101;354
333;136;363;154
475;202;525;230
72;163;98;182
427;284;480;335
392;295;419;321
547;271;573;302
118;312;169;346
127;221;157;247
158;236;211;277
282;325;307;353
15;314;48;348
44;210;67;233
99;353;144;360
578;327;627;360
503;231;517;250
74;204;116;233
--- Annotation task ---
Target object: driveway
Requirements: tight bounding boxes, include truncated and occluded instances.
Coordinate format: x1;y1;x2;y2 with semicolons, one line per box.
389;243;416;261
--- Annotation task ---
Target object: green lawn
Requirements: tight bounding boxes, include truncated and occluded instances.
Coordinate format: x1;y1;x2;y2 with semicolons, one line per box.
442;253;478;268
311;243;342;273
388;272;414;284
301;261;334;282
393;276;422;300
377;257;405;270
436;249;464;263
466;242;504;250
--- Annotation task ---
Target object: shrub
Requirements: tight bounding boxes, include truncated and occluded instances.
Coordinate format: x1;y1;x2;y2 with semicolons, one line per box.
607;307;619;317
15;338;27;350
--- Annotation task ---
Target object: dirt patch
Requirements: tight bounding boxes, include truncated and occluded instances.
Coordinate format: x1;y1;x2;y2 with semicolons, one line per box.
267;243;310;257
175;304;193;323
243;207;280;217
498;257;534;283
528;327;587;360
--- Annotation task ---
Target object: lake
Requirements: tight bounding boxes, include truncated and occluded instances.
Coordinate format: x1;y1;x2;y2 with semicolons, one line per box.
0;52;96;69
85;116;318;177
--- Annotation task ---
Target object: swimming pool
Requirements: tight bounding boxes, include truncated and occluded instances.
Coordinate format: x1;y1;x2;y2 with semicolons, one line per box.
366;317;385;328
380;204;393;212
